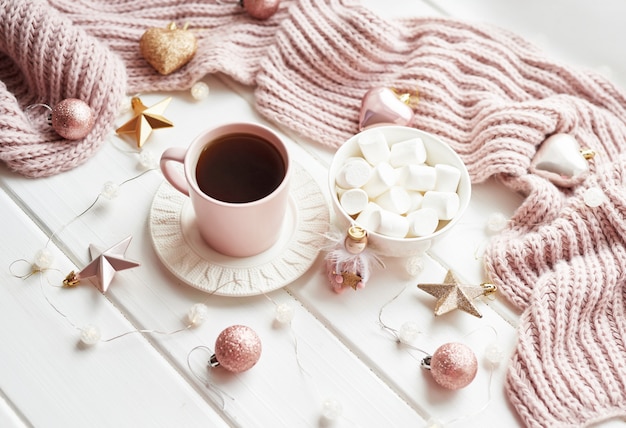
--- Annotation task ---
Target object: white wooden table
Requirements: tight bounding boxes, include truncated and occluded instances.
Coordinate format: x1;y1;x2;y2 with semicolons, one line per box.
2;1;626;427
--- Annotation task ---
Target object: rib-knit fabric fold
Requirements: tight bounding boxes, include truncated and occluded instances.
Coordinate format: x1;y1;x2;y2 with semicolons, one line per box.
255;1;626;425
0;0;294;177
0;0;126;177
255;0;626;184
47;0;295;91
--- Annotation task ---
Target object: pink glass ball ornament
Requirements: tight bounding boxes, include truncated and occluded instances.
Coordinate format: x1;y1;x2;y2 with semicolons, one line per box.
51;98;95;140
359;87;415;131
209;325;262;373
421;342;478;390
240;0;279;20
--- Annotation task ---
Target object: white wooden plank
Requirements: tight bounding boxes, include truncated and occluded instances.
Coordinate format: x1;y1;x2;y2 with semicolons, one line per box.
0;77;426;426
2;0;623;426
0;392;28;428
0;188;229;428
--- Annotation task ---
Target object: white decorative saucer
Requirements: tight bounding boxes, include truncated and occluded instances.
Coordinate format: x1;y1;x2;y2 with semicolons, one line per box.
149;163;330;296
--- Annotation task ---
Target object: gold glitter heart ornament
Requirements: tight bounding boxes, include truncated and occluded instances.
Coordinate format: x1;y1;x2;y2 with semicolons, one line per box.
140;23;197;75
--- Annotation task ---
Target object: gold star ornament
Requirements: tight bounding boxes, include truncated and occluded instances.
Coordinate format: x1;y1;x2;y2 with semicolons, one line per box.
417;270;496;318
116;96;173;147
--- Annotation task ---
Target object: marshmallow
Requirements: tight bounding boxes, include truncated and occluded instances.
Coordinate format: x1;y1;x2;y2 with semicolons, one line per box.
398;164;436;192
357;130;390;165
355;202;382;232
375;186;411;215
362;162;398;198
389;137;427;167
422;191;460;220
434;164;462;192
407;190;424;212
335;157;372;189
373;209;410;238
406;208;440;237
339;188;369;216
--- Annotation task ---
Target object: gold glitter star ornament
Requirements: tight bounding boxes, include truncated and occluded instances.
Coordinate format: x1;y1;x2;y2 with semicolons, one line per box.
417;270;496;318
116;97;173;147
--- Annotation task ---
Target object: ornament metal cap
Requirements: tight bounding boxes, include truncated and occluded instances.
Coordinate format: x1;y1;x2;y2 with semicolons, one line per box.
392;87;420;109
63;270;80;287
580;148;596;160
481;282;497;296
208;354;220;368
347;225;367;242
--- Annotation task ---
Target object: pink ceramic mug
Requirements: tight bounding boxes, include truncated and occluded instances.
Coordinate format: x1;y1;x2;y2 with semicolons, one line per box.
160;123;291;257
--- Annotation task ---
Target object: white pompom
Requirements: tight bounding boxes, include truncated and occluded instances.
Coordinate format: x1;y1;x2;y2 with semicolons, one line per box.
484;342;505;367
398;321;420;345
404;256;424;277
100;181;119;200
486;212;508;233
190;82;210;101
139;150;158;169
33;248;54;270
583;187;605;208
80;325;101;346
321;397;343;421
118;96;133;114
187;303;209;326
275;303;294;324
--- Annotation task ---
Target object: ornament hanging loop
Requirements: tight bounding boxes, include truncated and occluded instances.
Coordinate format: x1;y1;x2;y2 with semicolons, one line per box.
167;22;190;31
25;103;53;125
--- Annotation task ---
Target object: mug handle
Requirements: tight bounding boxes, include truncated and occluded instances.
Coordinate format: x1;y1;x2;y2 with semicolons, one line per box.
160;147;190;196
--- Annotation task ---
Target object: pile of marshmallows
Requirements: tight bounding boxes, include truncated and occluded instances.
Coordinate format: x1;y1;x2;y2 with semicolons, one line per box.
334;130;462;239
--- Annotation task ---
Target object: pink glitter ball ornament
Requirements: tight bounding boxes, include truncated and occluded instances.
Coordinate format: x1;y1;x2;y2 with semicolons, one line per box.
421;342;477;390
241;0;280;20
210;325;262;373
51;98;95;140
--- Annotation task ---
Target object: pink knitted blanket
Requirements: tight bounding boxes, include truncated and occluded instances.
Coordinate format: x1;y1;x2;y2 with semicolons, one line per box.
2;1;626;426
0;0;294;177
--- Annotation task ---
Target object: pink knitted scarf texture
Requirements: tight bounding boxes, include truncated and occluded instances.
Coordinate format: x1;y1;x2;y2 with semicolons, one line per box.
3;0;626;426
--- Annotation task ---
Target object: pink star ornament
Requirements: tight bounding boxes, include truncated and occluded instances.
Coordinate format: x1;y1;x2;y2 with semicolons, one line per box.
78;236;140;293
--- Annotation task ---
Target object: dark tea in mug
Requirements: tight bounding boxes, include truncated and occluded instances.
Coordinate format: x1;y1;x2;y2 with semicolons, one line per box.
195;133;286;203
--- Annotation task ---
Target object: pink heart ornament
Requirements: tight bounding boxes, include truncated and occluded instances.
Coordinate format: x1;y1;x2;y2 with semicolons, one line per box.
359;87;414;131
530;133;591;187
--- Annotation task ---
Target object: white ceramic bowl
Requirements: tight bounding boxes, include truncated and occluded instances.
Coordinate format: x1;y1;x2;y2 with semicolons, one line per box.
328;126;471;257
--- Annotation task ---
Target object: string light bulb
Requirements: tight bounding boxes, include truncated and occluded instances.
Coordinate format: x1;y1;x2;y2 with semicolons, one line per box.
321;397;343;422
187;303;210;326
33;248;55;270
80;325;102;346
398;321;420;345
274;303;294;324
190;81;210;101
100;181;120;200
